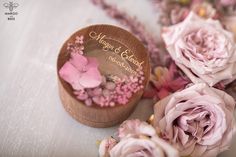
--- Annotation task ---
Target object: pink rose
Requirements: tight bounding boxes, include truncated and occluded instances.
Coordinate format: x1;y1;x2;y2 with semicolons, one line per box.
99;119;179;157
109;136;179;157
162;12;236;86
154;83;236;157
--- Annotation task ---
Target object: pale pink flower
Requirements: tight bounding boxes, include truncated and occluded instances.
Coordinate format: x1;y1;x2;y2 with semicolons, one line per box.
144;63;189;99
162;12;236;86
99;119;179;157
99;137;117;157
118;119;156;139
59;52;102;90
154;83;236;157
109;136;179;157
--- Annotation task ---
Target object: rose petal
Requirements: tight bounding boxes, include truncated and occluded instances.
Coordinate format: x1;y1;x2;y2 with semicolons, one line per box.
86;57;99;70
69;52;88;71
59;62;83;90
79;67;102;88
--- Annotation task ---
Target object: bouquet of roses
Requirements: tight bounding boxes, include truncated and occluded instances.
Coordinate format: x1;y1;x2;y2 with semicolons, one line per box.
92;0;236;156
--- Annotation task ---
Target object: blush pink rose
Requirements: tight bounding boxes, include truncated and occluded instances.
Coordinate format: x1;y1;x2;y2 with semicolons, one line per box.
99;119;179;157
162;12;236;86
154;83;236;157
109;136;179;157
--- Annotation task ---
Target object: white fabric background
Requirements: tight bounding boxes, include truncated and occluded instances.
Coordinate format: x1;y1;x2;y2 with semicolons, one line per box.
0;0;235;156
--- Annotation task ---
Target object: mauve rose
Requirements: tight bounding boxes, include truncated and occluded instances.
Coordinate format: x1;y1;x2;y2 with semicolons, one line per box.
99;119;179;157
154;83;236;157
162;12;236;86
114;119;178;157
109;136;179;157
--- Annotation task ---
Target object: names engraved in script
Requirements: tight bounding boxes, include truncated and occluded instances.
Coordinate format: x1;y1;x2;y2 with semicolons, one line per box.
88;31;144;71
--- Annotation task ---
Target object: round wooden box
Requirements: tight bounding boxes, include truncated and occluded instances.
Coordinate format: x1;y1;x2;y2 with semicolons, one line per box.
57;24;150;128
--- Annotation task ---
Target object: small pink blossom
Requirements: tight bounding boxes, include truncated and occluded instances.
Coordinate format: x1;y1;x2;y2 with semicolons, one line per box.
59;52;102;90
75;36;84;44
67;36;85;54
144;63;189;99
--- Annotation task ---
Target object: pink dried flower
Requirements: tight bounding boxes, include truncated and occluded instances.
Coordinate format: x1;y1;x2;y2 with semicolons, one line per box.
59;52;102;90
67;36;85;54
75;66;145;107
75;36;84;44
144;63;189;99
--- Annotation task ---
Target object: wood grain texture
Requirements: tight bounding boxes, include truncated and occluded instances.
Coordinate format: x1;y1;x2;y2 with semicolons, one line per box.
57;24;150;127
0;0;234;156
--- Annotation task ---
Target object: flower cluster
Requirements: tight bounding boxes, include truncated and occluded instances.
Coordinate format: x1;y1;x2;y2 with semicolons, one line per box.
67;36;85;55
74;67;144;107
59;35;145;107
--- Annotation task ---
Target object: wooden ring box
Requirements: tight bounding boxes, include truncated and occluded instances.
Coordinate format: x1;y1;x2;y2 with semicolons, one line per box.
57;24;150;128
